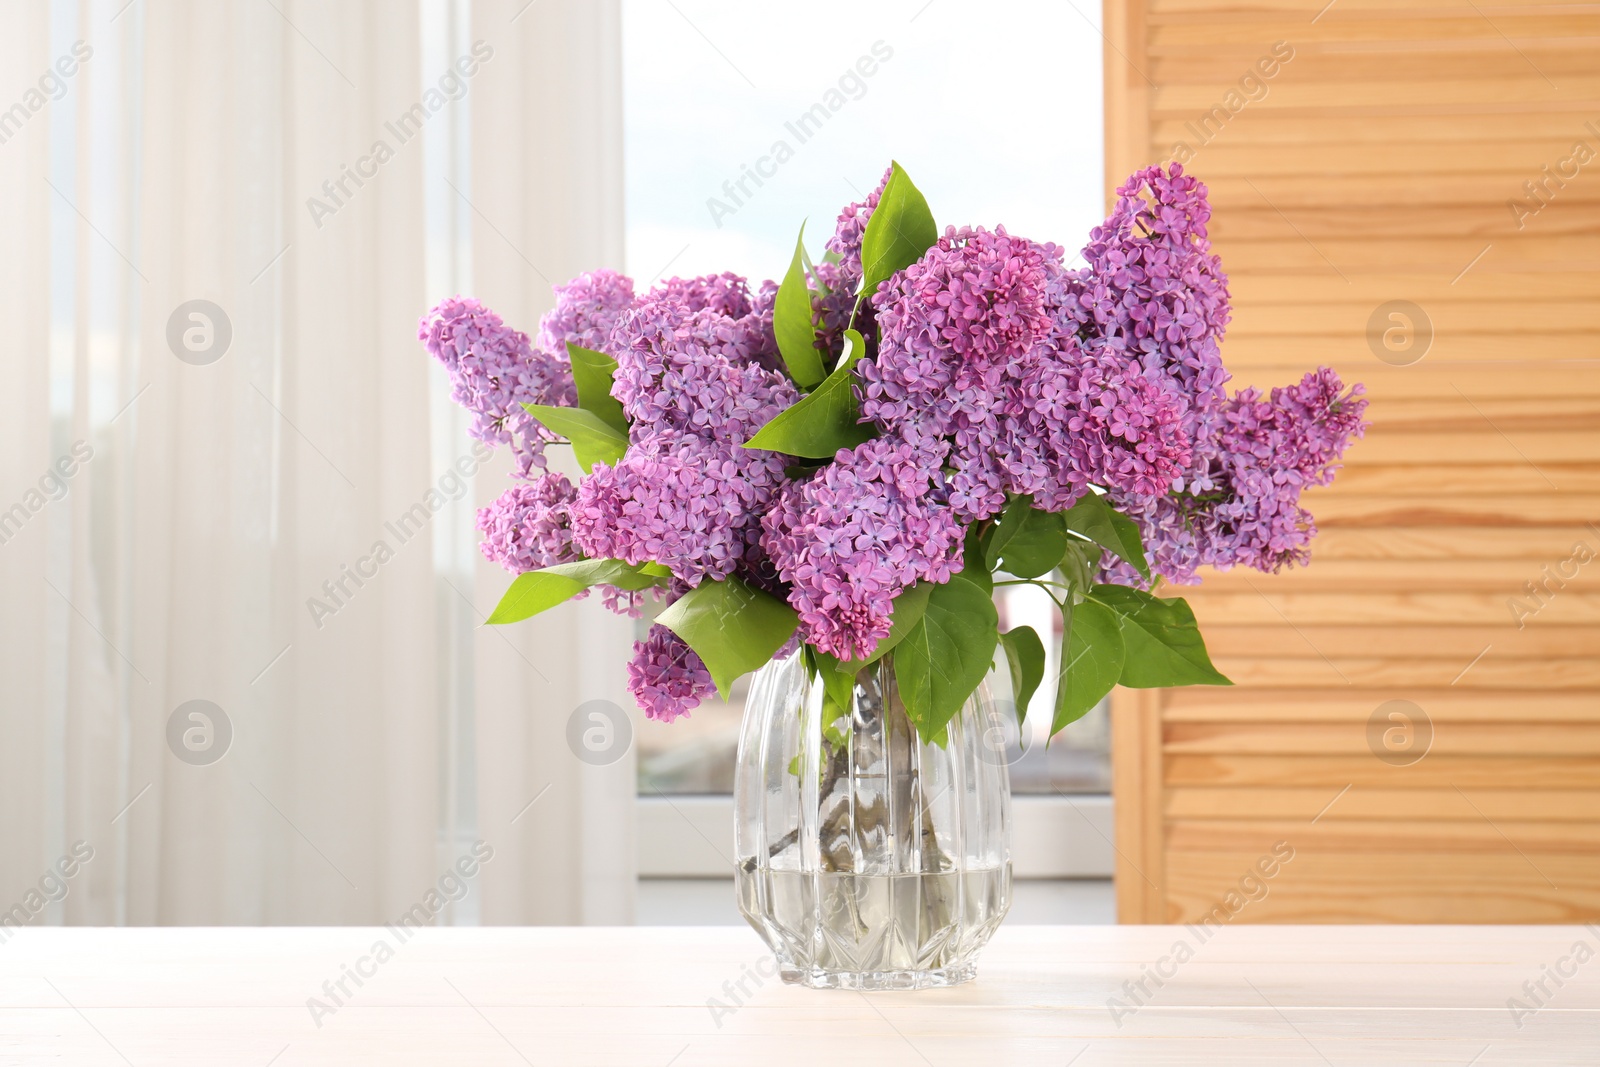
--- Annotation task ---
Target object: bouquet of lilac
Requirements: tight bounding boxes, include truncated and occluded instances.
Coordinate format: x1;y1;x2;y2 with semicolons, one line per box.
420;162;1367;743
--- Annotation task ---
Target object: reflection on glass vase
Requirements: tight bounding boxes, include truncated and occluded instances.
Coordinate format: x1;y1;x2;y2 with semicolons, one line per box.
734;650;1012;990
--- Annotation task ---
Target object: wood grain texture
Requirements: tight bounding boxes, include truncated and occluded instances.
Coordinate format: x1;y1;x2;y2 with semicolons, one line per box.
1105;0;1600;924
4;926;1598;1064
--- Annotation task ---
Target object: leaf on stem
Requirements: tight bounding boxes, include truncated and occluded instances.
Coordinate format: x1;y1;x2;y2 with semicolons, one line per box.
894;565;999;743
773;223;828;389
486;559;661;625
986;495;1068;578
566;343;629;435
1052;599;1124;734
1093;584;1231;688
858;161;938;307
999;625;1046;727
743;328;875;459
522;403;628;473
1064;493;1151;581
656;576;800;699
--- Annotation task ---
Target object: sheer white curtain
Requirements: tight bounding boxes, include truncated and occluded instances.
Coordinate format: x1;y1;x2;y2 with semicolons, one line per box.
0;0;631;926
467;0;635;925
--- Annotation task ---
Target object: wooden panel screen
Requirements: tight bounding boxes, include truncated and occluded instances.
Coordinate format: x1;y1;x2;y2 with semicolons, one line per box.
1104;0;1600;923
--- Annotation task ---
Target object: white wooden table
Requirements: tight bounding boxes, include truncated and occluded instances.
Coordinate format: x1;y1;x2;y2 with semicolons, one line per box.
4;925;1597;1065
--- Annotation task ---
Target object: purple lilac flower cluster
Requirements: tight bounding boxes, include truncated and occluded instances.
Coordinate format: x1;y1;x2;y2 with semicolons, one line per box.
477;474;580;574
1110;368;1367;584
826;166;890;279
476;474;649;617
536;269;636;358
426;161;1366;723
762;431;964;660
424;270;796;718
857;223;1193;527
573;434;790;585
573;275;799;588
418;298;572;478
627;624;715;725
1075;165;1232;417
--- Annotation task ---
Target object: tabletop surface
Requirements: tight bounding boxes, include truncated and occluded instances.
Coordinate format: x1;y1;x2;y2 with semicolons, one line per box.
4;924;1598;1065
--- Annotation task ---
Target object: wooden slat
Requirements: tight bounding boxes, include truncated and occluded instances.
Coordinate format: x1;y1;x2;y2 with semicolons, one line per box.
1165;786;1600;820
1164;852;1600;923
1192;558;1592;589
1149;0;1600;13
1163;721;1600;754
1203;624;1600;657
1164;687;1600;720
1164;753;1600;787
1152;50;1600;85
1224;305;1600;336
1180;591;1600;625
1150;17;1600;48
1167;818;1600;851
1209;655;1600;688
1294;525;1600;560
1306;495;1600;524
1323;463;1600;494
1159;111;1600;146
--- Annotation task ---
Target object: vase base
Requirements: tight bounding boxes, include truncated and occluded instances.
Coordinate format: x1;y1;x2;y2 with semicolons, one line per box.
777;961;977;991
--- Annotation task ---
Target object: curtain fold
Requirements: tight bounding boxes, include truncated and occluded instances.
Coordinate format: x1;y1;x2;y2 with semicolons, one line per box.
468;0;635;926
0;0;632;926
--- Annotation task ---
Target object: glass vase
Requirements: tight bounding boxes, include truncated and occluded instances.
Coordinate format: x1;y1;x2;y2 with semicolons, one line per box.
733;650;1013;990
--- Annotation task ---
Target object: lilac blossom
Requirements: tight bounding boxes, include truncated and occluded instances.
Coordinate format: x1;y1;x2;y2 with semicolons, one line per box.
477;474;581;574
419;297;573;477
1111;368;1368;583
478;474;649;617
861;226;1056;431
645;271;755;319
535;268;636;359
826;166;892;281
761;432;964;660
1073;163;1232;423
860;226;1189;522
628;623;716;723
942;341;1193;522
611;299;798;445
572;435;790;587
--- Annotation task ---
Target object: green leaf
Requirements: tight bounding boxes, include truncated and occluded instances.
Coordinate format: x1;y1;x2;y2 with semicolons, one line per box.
743;328;876;459
656;577;800;699
1064;493;1151;581
999;625;1046;727
565;343;629;435
774;224;828;390
1058;539;1099;597
814;656;857;723
522;403;628;473
1052;599;1124;734
1092;584;1231;688
986;496;1069;578
858;161;938;304
964;524;993;592
485;559;659;625
893;566;999;743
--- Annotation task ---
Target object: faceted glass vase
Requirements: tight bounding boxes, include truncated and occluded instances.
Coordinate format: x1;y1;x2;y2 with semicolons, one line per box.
734;651;1013;990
